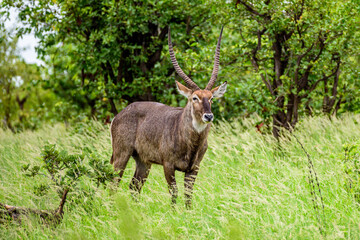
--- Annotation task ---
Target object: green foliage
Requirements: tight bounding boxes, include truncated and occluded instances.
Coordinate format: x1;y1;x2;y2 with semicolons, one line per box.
0;0;359;133
0;28;60;132
22;144;88;197
33;184;50;197
88;152;118;187
2;115;360;238
218;0;360;134
1;0;221;120
22;142;117;210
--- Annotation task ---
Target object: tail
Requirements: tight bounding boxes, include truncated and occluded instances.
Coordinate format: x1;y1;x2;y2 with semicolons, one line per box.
110;117;115;165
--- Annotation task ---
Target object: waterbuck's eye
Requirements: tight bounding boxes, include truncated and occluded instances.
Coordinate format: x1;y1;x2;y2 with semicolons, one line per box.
192;97;198;101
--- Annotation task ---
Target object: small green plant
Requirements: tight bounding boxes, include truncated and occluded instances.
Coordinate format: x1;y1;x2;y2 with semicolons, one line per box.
33;184;50;197
88;152;118;187
23;144;88;197
1;143;117;224
343;140;360;202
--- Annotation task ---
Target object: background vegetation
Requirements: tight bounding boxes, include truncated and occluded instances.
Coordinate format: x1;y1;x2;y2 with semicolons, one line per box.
1;115;360;238
0;0;360;238
0;0;359;134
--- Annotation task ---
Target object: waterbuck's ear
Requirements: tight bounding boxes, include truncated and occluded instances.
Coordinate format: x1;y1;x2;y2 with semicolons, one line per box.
211;81;227;98
176;81;192;98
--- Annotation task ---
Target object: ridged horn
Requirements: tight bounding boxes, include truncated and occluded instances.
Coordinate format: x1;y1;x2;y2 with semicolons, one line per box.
168;27;200;91
205;26;224;90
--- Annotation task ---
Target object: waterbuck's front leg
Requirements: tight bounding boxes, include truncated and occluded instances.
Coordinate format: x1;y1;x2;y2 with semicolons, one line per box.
185;144;207;209
163;162;178;205
184;167;199;209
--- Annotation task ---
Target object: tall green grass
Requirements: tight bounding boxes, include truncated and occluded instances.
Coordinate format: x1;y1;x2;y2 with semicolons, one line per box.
1;114;360;239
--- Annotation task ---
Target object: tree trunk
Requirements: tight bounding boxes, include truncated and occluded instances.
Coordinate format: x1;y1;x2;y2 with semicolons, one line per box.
272;92;301;139
16;94;28;123
108;98;118;116
323;67;340;115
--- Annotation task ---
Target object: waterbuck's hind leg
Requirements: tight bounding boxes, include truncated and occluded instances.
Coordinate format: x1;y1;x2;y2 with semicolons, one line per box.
129;157;151;199
111;148;132;185
110;114;137;184
163;162;178;205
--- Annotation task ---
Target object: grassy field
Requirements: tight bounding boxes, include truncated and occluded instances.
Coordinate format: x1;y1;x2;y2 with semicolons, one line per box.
1;114;360;239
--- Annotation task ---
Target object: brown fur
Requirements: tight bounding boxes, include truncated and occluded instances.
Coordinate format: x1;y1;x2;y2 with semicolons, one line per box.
110;84;225;207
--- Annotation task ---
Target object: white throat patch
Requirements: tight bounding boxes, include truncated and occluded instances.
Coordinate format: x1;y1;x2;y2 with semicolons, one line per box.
190;104;208;133
192;118;208;133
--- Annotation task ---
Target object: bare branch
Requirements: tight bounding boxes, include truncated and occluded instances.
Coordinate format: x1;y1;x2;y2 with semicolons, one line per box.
294;0;305;22
236;0;270;19
312;36;325;63
248;28;274;95
294;42;315;85
305;58;341;95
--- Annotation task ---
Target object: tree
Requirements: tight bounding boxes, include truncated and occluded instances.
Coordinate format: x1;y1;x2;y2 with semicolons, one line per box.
0;29;21;131
0;26;59;131
231;0;359;138
0;29;41;131
2;0;218;119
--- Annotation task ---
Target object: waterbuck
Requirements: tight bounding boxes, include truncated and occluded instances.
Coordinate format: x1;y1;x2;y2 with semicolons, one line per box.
110;27;227;207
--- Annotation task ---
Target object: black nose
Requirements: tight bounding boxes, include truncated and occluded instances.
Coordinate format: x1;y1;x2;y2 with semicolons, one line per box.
204;113;214;122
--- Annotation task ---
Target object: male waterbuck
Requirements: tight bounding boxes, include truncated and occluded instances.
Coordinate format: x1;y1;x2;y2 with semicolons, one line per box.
110;27;227;207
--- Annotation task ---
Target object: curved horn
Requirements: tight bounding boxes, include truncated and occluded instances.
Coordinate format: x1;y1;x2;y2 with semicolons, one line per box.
168;27;200;91
205;26;224;90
